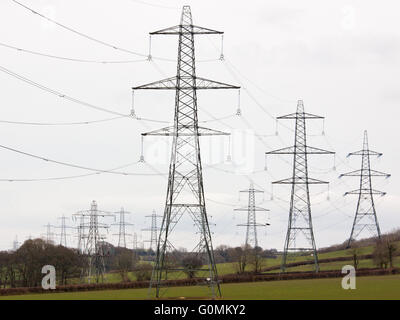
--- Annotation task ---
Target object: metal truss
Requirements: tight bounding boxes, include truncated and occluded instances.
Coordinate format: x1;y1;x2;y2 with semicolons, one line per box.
133;6;239;299
75;200;115;283
234;183;269;248
112;208;133;248
340;130;390;247
265;100;334;272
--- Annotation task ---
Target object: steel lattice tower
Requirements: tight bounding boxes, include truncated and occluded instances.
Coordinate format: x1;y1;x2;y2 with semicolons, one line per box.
42;223;56;244
340;130;390;248
76;200;114;283
235;183;269;248
57;215;72;247
266;100;334;272
133;6;239;298
112;208;133;248
142;210;161;251
73;214;86;253
132;232;138;250
12;235;19;251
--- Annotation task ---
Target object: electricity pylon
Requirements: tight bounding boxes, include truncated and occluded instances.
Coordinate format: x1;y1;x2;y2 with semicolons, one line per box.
72;213;86;253
265;100;335;272
132;232;138;250
112;208;133;248
132;6;239;298
12;235;20;251
340;130;390;248
42;223;56;244
76;200;115;283
234;183;269;248
142;210;161;251
56;215;73;247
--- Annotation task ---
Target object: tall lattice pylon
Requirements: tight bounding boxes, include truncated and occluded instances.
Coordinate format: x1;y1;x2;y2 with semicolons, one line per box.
133;6;239;298
56;215;73;247
234;183;269;248
266;100;335;272
142;210;161;251
76;200;114;283
42;223;56;244
72;213;86;253
12;235;20;251
340;130;390;248
112;208;133;248
132;232;138;250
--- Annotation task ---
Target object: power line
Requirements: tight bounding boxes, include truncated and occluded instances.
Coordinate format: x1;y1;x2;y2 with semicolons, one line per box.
0;116;125;126
11;0;176;62
0;64;129;117
0;143;165;176
0;64;218;125
0;161;144;182
0;41;148;64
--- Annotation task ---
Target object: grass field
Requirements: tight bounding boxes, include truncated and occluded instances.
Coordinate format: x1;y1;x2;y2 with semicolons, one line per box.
74;242;394;283
1;274;399;300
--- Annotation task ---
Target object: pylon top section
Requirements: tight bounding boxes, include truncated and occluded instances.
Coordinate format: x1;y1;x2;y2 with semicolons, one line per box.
277;99;324;120
149;6;223;36
345;130;383;157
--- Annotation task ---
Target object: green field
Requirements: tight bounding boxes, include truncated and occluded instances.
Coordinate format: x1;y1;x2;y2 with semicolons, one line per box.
1;274;399;300
71;242;396;283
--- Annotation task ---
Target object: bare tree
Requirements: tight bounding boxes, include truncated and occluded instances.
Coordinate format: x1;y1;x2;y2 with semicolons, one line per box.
181;255;203;279
228;245;251;274
373;236;398;269
133;263;153;281
248;247;265;273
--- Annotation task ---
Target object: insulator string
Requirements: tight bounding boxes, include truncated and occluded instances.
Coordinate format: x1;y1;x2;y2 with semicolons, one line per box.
148;35;152;61
236;90;242;116
220;34;224;60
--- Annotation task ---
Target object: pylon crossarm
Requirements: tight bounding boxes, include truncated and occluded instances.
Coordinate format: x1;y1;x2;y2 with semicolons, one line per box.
344;189;386;196
266;146;334;155
272;177;329;184
277;112;324;120
266;146;295;154
234;207;269;211
132;77;176;90
142;126;229;136
237;223;268;227
239;188;264;193
150;25;223;35
347;150;383;157
195;77;239;89
340;169;391;177
133;76;239;90
306;146;335;154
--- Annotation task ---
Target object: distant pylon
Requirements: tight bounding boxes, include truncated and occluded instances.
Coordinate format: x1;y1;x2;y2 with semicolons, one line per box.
234;183;270;248
72;213;86;253
133;5;239;299
12;235;20;251
340;130;390;248
142;210;161;251
76;200;115;283
112;208;133;248
42;223;56;244
56;215;73;247
132;232;138;250
266;100;335;272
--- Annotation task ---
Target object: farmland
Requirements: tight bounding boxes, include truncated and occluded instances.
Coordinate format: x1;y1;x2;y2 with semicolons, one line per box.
81;242;399;283
1;274;399;300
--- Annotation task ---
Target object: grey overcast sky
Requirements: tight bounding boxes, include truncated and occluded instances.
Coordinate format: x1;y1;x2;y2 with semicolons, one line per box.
0;0;398;251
